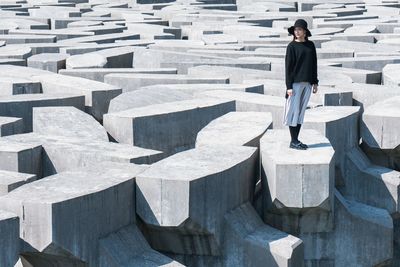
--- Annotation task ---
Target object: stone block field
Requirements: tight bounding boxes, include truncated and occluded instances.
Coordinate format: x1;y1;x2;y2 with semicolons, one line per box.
0;0;399;266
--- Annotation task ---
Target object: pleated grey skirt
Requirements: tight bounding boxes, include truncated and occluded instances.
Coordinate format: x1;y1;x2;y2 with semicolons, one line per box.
283;82;312;127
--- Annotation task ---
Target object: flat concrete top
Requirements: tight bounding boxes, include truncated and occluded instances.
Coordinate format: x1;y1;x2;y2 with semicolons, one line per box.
2;163;148;203
37;74;121;90
28;53;70;61
0;116;21;125
260;129;334;164
304;106;360;122
196;111;272;146
3;132;163;159
60;67;178;74
0;139;41;152
138;146;256;181
0;170;35;185
0;93;83;103
105;73;229;81
108;97;234;118
364;96;400;117
0;210;17;221
200;90;285;106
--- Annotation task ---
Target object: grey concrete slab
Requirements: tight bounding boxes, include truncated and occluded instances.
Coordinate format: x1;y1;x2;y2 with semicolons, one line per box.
136;146;257;255
0;45;32;59
2;132;162;177
223;202;303;267
0;210;19;267
139;83;264;96
0;93;85;132
99;224;184;267
58;31;140;44
0;170;36;196
108;88;193;113
199;90;286;128
66;53;108;69
104;73;229;93
362;96;400;150
382;64;400;87
59;67;177;82
260;129;335;212
0;139;42;176
0;162;148;266
0;65;122;121
303;106;360;172
0;116;23;137
104;98;235;154
35;74;121;121
0;34;56;44
0;77;41;96
27;53;70;73
188;65;271;83
196;111;272;148
0;58;25;66
341;146;400;215
32;106;109;141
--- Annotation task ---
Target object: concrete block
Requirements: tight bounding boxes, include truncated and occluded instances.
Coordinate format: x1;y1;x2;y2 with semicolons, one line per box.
2;132;162;176
196;111;272;148
32;106;109;141
0;170;36;196
108;88;193;113
0;93;85;132
35;74;122;121
66;53;108;69
199;90;286;128
0;116;23;136
139;83;264;96
341;147;400;215
136;146;257;255
27;53;70;73
104;98;235;154
361;96;400;170
99;224;184;267
260;129;335;212
59;67;177;82
104;73;229;93
0;162;148;266
0;139;42;176
223;202;303;267
188;65;271;83
0;210;19;267
303;106;360;172
382;64;400;87
0;77;41;96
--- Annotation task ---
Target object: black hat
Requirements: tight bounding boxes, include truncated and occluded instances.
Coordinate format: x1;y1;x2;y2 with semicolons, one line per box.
288;19;312;37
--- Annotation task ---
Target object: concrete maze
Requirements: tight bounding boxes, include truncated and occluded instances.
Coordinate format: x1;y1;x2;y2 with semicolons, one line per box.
0;0;399;266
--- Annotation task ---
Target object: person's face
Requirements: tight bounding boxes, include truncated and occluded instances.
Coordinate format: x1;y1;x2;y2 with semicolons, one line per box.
294;27;306;39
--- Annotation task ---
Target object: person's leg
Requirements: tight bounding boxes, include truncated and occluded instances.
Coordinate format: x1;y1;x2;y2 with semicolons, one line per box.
296;82;313;148
285;82;307;149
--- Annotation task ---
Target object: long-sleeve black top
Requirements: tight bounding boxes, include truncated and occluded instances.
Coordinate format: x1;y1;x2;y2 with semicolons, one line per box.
285;40;319;97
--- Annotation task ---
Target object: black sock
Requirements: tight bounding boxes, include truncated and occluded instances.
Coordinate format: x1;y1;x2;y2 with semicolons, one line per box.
289;126;298;143
295;124;302;142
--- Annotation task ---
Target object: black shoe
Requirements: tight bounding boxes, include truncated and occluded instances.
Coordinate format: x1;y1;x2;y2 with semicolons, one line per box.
299;142;308;149
289;141;306;150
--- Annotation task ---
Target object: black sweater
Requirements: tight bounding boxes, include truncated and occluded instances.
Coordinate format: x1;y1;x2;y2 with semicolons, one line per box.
285;40;319;97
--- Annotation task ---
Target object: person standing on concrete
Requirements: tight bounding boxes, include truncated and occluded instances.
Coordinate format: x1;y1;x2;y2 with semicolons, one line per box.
283;19;319;150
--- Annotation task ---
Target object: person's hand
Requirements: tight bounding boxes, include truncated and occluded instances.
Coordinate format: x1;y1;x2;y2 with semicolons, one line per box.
312;84;318;94
287;89;293;97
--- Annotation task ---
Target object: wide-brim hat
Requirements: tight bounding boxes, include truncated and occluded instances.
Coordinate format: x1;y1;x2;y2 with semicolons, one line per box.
288;19;312;37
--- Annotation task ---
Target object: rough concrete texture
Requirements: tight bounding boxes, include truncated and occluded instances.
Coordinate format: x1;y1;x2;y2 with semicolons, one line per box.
104;98;235;154
0;0;399;266
196;111;272;148
32;106;109;141
0;162;148;267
